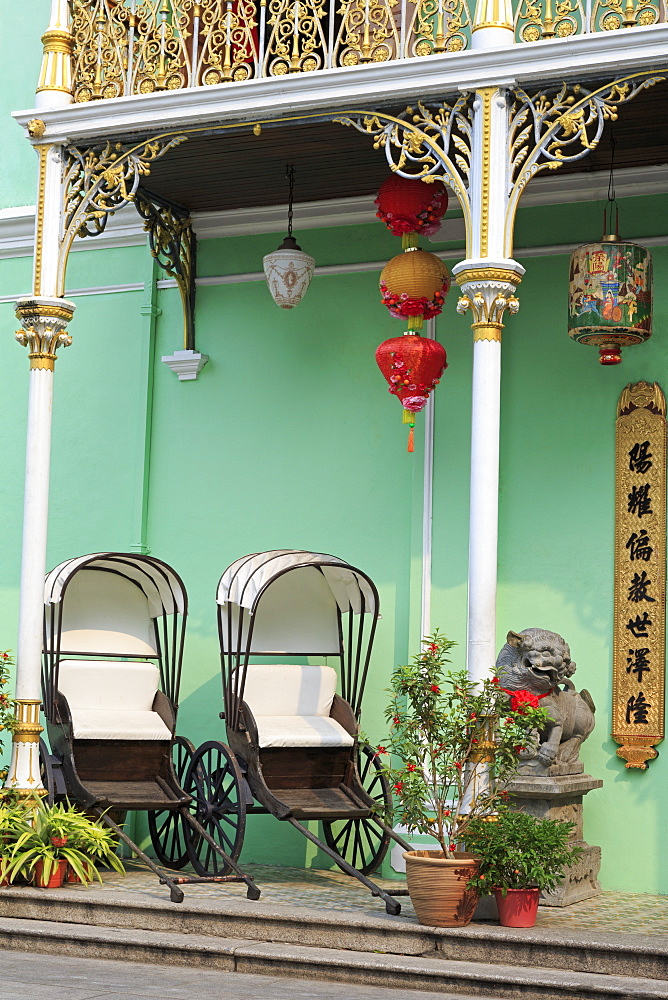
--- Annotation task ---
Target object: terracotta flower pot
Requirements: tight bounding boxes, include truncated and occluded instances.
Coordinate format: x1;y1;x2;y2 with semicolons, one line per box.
403;850;479;927
66;860;96;884
35;858;68;888
494;887;540;927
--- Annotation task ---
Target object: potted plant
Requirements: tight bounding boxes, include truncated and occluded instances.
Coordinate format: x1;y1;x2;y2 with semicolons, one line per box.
7;801;106;888
465;809;584;927
378;631;549;927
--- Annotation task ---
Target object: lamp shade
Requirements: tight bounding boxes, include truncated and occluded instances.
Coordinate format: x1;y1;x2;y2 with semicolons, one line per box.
568;240;652;365
263;235;315;309
375;175;448;237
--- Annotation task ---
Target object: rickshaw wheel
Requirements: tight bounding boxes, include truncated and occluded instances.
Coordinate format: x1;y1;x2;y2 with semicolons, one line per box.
39;738;56;805
147;736;195;870
183;740;246;876
323;742;392;876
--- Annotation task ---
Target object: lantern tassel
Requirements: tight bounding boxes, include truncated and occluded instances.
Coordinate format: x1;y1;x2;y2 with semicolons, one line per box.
403;409;415;452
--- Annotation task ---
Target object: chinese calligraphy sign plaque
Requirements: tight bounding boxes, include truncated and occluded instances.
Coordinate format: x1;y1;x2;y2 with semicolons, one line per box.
613;382;666;769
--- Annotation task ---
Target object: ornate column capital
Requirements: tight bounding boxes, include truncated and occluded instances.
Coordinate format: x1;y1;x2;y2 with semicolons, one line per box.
15;296;76;370
454;262;524;341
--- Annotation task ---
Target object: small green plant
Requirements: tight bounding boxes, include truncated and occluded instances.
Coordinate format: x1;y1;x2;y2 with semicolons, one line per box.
378;631;549;859
0;651;18;782
465;809;584;895
63;809;125;873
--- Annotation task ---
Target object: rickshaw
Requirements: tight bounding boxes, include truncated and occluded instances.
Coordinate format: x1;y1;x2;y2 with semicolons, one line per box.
39;552;260;903
161;550;411;914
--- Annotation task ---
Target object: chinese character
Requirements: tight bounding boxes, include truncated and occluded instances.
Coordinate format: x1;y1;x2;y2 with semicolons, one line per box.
629;441;653;474
627;571;656;603
626;612;653;638
626;529;653;562
589;250;608;274
627;484;653;518
626;648;651;681
626;691;651;725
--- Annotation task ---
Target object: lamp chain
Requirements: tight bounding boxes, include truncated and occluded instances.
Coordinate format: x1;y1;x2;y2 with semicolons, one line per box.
286;164;295;239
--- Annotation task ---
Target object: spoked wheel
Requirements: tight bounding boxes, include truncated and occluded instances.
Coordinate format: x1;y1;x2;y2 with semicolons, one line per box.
323;742;392;876
147;736;195;869
183;740;246;876
39;738;56;805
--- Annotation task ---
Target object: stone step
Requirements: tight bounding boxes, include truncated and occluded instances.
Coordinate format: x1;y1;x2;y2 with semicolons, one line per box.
0;914;665;1000
0;886;665;982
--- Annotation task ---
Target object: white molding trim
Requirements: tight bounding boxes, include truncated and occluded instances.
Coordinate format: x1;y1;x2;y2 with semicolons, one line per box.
2;229;667;304
14;25;668;144
1;164;665;258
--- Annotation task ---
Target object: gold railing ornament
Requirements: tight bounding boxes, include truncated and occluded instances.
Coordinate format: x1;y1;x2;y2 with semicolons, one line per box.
613;381;666;769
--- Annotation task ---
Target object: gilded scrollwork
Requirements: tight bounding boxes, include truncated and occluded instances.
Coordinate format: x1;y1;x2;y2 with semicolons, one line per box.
407;0;471;54
134;189;197;350
590;0;664;31
504;73;665;257
263;0;327;75
59;135;187;296
333;0;400;66
335;96;474;241
514;0;583;41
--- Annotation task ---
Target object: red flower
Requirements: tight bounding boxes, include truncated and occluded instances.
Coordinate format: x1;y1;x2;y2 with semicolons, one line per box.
454;761;462;770
449;843;457;852
50;836;67;847
513;746;526;755
393;781;404;794
375;746;387;756
393;716;400;724
427;642;439;653
407;763;416;772
500;790;509;799
444;809;451;817
504;689;541;713
430;684;440;693
491;676;500;685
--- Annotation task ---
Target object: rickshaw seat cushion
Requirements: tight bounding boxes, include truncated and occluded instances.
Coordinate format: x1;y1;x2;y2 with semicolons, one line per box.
254;715;354;748
243;665;353;747
56;659;171;740
243;664;338;717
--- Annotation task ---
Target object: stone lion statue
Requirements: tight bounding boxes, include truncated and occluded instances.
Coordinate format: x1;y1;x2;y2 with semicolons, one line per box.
496;628;595;773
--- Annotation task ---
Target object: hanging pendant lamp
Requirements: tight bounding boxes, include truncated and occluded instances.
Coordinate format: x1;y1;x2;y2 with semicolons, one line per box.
263;165;315;310
568;138;652;365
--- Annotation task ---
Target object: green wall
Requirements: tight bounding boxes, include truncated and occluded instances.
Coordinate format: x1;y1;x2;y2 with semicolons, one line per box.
0;31;667;886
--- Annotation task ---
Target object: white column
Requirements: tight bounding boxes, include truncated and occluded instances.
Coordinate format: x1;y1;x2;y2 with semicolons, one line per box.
6;137;75;793
453;74;524;685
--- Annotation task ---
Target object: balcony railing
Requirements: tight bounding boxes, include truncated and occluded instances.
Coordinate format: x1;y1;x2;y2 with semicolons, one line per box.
69;0;666;102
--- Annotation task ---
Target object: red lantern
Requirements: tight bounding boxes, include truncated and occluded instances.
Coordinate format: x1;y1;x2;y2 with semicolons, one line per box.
376;335;447;452
375;175;448;243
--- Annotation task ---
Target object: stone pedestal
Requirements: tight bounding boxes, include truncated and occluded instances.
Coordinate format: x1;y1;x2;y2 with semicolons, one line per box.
506;771;603;906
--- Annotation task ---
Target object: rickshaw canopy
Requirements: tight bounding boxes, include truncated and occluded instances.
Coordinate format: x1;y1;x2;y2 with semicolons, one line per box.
216;550;378;616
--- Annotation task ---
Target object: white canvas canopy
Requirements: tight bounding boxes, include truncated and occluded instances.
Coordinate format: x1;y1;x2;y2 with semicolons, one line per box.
216;550;378;616
45;553;186;617
44;554;187;657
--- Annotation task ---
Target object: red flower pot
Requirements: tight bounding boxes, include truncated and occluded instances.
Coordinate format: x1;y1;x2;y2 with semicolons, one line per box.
494;887;540;927
35;858;68;888
66;861;95;884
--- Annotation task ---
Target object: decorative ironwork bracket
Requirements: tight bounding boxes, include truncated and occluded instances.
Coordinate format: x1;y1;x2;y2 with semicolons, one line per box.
135;188;197;352
59;135;187;298
336;68;665;259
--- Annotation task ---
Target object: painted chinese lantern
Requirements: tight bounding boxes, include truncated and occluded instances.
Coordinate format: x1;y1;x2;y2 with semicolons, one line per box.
377;248;450;451
375;175;449;245
568;237;652;365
